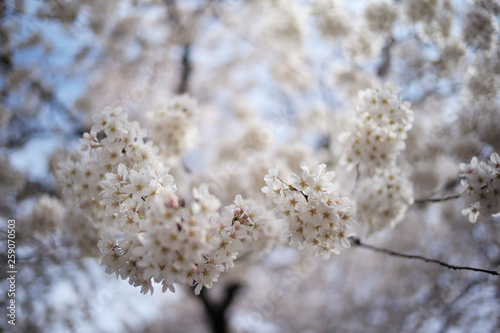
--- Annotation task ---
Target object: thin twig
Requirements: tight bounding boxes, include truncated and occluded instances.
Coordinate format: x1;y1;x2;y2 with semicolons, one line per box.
351;237;499;276
414;193;461;204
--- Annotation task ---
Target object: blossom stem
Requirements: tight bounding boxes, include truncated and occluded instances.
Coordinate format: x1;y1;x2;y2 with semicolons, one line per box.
277;177;309;202
277;176;290;187
120;193;133;203
351;237;499;276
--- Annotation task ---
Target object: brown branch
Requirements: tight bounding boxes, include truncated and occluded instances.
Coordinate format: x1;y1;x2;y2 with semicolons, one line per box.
30;80;72;115
177;43;192;94
351;237;499;276
164;0;193;95
377;37;395;77
414;193;461;204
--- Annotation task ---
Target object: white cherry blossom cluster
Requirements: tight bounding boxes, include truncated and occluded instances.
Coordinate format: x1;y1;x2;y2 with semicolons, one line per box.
64;210;102;258
463;3;498;50
459;152;500;223
57;106;263;295
56;108;139;255
342;0;396;62
260;0;306;51
146;94;198;164
363;0;398;34
188;194;269;294
309;0;349;39
340;82;414;174
99;163;176;232
404;0;456;43
98;186;259;295
355;167;414;235
262;161;356;259
402;0;438;24
25;194;66;236
56;106;175;286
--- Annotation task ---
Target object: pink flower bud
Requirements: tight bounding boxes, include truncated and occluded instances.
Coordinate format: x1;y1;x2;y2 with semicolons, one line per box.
79;200;91;209
165;195;179;208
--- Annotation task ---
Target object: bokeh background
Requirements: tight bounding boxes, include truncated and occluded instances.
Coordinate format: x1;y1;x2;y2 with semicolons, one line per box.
1;0;500;332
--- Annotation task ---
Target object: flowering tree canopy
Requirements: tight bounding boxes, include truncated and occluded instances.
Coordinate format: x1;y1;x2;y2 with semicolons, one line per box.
1;0;500;332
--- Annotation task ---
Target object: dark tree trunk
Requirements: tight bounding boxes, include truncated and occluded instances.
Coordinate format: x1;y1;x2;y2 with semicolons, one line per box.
198;283;241;333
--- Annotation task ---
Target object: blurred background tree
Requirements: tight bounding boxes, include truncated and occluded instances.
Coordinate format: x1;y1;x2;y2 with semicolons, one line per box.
1;0;500;332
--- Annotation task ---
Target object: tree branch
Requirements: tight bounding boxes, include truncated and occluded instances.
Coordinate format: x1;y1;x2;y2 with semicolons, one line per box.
376;37;395;77
414;193;461;205
177;43;192;94
351;237;499;276
30;80;73;116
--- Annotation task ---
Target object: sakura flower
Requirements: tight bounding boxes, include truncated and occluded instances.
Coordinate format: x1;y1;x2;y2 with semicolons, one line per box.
459;152;500;222
462;202;481;223
263;161;356;259
340;82;414;174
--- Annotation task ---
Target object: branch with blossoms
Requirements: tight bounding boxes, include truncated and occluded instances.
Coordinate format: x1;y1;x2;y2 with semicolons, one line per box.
413;154;500;225
49;80;500;333
458;153;500;223
55;81;500;300
56;106;275;295
8;0;500;331
262;161;357;259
